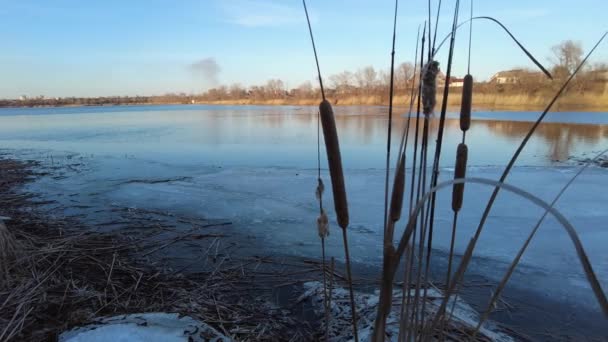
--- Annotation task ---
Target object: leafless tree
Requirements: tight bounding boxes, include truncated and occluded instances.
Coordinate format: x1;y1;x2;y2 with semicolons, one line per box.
395;62;415;90
265;79;285;98
229;83;246;100
551;40;583;76
355;66;378;95
293;81;314;98
329;71;354;94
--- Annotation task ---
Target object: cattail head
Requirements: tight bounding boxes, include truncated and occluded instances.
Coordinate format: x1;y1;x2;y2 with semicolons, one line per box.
459;74;473;132
317;209;329;238
319;99;349;229
422;60;440;116
315;178;325;200
452;143;468;212
389;154;406;222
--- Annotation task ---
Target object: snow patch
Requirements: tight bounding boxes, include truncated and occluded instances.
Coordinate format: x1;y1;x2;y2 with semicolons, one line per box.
60;313;229;342
299;281;513;342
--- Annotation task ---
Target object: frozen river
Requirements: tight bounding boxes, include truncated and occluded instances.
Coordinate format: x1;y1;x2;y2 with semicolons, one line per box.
0;104;607;333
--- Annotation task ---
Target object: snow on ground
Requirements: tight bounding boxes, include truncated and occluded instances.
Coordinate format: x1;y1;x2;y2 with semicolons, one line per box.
60;313;229;342
299;281;514;342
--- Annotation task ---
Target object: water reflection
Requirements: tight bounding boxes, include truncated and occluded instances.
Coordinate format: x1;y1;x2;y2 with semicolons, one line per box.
0;105;605;168
245;106;607;166
250;107;608;165
477;120;607;161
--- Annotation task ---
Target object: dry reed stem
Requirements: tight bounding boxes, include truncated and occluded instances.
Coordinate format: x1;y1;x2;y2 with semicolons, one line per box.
0;158;314;341
428;32;608;329
386;177;608;333
469;149;608;339
0;222;20;287
433;17;553;80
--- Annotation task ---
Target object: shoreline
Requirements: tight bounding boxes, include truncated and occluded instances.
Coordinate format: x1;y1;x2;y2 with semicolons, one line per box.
0;155;521;341
1;154;606;340
0;156;512;341
1;93;608;113
345;253;608;341
0;157;317;341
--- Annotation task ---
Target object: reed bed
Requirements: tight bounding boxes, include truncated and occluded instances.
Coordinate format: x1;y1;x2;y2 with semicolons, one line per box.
301;0;607;341
2;0;606;340
0;158;314;341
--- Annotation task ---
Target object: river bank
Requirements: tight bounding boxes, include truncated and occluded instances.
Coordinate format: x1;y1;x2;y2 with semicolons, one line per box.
0;104;606;341
0;157;522;341
2;90;608;112
200;91;608;111
0;157;315;341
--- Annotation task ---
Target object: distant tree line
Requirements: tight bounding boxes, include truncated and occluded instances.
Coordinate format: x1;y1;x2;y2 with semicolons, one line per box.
1;41;605;108
0;96;150;107
197;41;606;102
197;62;417;102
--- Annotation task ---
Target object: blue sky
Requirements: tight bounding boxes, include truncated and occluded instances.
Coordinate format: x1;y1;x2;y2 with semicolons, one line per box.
0;0;606;98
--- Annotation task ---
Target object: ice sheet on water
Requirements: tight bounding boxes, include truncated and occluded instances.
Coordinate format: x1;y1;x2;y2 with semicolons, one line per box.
20;151;608;312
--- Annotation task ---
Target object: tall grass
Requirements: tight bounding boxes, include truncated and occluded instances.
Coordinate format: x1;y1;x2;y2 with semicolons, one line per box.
303;1;359;340
302;0;607;340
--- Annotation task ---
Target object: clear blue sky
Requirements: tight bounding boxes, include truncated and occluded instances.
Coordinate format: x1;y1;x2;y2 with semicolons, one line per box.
0;0;606;98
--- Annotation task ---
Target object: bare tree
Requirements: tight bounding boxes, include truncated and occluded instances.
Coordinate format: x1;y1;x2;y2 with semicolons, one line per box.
205;86;228;101
229;83;246;100
355;66;378;95
329;71;354;94
265;79;285;98
395;62;415;90
551;40;583;76
378;70;390;89
294;81;313;99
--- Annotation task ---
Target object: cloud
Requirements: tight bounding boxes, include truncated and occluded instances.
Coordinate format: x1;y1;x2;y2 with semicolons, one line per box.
218;0;308;28
189;58;221;86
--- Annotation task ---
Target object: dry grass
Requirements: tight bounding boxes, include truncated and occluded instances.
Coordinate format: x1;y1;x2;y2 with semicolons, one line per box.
0;222;19;284
0;159;313;341
194;90;608;112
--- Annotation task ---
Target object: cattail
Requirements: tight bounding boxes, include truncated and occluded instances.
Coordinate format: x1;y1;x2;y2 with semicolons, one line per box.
459;74;473;132
315;178;325;200
452;143;468;212
319;99;349;229
422;60;440;116
317;209;329;238
389;154;406;222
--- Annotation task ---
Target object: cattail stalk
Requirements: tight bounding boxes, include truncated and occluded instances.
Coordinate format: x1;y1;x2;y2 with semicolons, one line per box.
442;143;468;333
469;149;608;340
303;2;357;339
418;2;461;336
441;4;473;338
427;31;608;333
405;29;429;340
403;26;425;342
319;99;358;342
319;100;349;229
